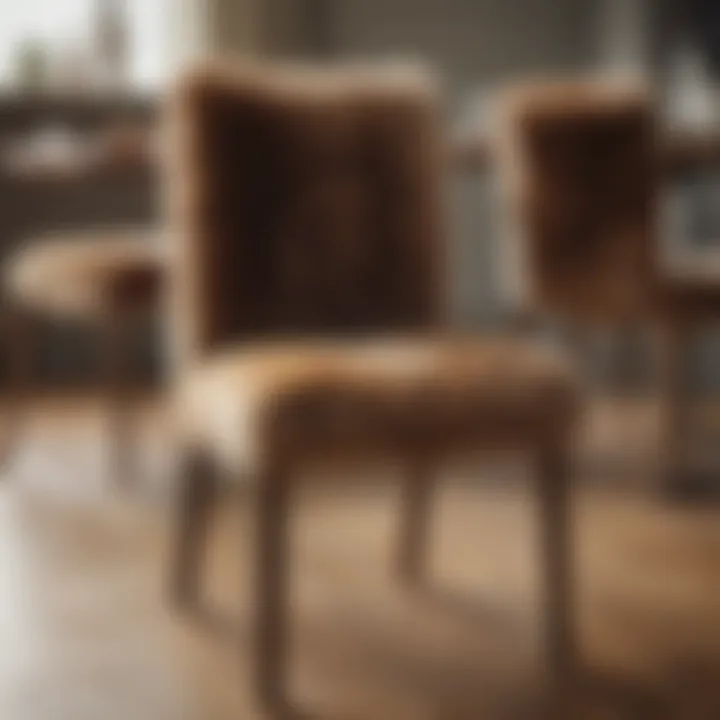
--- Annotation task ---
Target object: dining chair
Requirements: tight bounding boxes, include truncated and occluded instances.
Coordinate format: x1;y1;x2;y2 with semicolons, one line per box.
166;61;581;716
3;229;163;485
496;80;720;496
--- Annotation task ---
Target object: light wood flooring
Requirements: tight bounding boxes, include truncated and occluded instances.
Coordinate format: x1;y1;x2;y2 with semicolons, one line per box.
0;397;718;719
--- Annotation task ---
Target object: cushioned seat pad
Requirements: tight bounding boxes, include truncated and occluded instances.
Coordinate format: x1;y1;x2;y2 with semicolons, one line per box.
179;337;579;470
6;229;163;318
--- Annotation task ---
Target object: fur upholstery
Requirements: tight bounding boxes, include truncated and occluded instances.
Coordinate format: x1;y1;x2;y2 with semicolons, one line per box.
497;82;658;323
167;62;444;370
180;337;578;469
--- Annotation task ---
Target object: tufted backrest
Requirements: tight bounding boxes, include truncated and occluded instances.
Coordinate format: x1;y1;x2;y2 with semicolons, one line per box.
166;62;444;368
497;82;658;324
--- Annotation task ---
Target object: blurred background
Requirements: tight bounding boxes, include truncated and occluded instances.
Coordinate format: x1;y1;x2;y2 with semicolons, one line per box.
2;1;720;388
2;0;720;381
0;2;718;719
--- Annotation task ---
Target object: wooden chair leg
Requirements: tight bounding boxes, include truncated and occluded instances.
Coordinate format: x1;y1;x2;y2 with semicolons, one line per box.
0;308;33;473
255;461;291;713
657;318;690;491
104;304;135;488
538;442;575;719
397;460;436;586
169;447;218;609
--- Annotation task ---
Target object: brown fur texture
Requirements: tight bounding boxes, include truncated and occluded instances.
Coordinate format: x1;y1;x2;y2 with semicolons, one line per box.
166;62;444;370
497;82;658;324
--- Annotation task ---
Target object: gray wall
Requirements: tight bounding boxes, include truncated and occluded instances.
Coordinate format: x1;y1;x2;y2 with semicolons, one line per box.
322;0;597;93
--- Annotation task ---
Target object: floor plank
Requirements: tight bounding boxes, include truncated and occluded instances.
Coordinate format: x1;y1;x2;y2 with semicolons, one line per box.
0;398;718;719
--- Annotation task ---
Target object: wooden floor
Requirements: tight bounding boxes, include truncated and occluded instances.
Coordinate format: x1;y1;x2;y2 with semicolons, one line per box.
0;398;718;719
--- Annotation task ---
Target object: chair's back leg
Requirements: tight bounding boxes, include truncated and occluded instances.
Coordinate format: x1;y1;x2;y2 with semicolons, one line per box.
397;459;437;586
538;441;576;719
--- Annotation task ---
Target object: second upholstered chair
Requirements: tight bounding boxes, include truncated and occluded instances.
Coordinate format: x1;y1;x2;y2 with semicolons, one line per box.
496;81;720;493
495;83;656;328
165;63;580;715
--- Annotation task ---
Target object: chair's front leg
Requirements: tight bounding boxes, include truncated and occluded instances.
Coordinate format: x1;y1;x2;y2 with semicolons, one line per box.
255;459;292;713
397;459;436;586
537;441;575;719
169;446;219;609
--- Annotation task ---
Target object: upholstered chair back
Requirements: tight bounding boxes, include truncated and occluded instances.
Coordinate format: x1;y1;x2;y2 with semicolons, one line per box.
497;83;657;324
167;63;444;368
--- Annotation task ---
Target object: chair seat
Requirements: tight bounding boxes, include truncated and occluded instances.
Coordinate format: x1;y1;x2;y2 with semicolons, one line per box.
6;229;164;319
179;337;579;471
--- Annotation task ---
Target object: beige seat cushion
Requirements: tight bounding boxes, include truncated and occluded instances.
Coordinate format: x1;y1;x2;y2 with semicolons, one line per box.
6;229;164;318
179;337;579;472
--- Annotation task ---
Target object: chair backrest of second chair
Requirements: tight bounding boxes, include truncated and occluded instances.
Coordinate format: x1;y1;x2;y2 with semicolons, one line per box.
497;82;658;326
